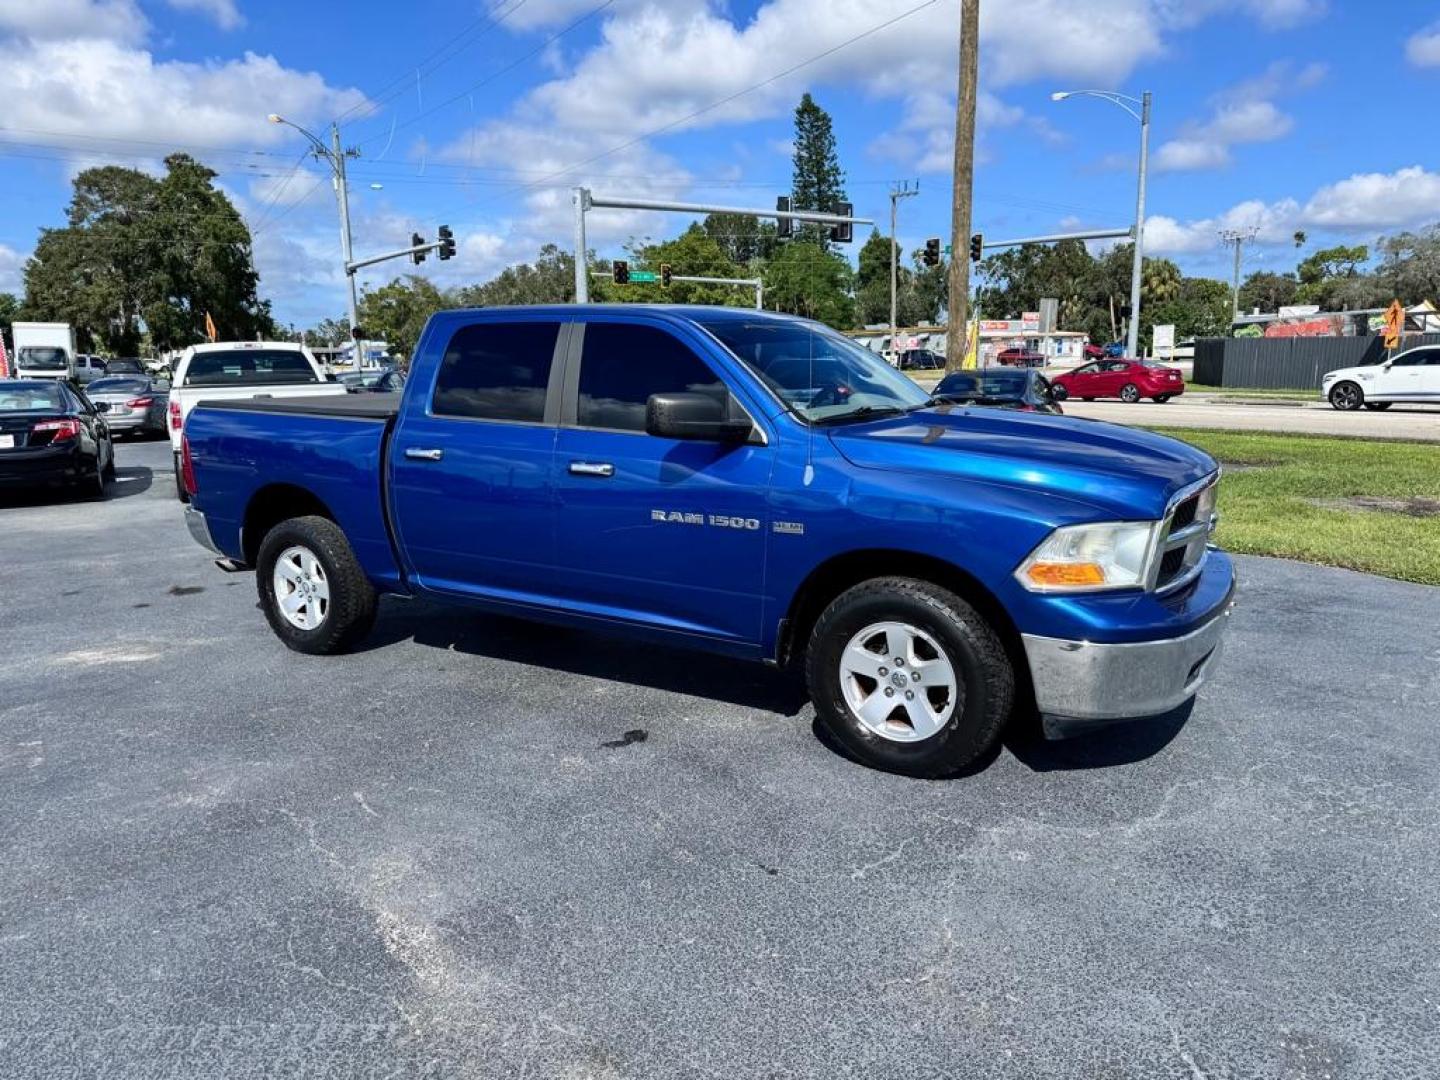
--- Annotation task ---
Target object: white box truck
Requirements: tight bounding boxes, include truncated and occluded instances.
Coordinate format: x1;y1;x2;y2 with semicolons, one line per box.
12;323;77;380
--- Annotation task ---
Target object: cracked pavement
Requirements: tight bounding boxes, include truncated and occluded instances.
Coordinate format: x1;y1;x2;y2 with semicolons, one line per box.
2;437;1438;1078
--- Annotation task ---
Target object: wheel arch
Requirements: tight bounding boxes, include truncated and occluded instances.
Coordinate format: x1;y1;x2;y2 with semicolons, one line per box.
242;484;337;567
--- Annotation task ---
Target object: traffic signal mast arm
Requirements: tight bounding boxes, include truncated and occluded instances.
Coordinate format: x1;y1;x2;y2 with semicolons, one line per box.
347;226;457;274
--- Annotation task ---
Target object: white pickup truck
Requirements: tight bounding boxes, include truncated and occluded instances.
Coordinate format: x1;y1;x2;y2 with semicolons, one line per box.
167;340;344;500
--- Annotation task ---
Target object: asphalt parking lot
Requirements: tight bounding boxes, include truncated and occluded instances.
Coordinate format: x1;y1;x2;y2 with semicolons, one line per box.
3;436;1438;1079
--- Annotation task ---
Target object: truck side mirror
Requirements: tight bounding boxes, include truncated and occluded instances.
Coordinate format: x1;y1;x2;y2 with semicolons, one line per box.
645;392;752;443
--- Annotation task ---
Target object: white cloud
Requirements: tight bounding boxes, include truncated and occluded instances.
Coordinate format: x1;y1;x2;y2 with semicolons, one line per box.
1152;61;1323;172
164;0;244;31
1405;22;1440;67
4;38;366;152
0;0;146;42
0;242;25;294
1303;166;1440;229
1141;165;1440;257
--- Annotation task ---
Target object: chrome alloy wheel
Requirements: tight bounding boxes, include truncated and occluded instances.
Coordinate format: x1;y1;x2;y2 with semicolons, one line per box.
272;545;330;630
839;621;958;742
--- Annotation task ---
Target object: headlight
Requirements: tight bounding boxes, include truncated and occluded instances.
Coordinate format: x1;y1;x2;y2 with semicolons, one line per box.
1015;521;1159;592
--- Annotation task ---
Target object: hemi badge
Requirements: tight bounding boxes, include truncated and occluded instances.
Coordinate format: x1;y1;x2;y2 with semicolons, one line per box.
773;521;804;536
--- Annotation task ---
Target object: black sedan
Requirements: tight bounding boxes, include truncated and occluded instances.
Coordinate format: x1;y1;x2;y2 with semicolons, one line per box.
85;376;169;438
0;381;115;497
933;368;1064;414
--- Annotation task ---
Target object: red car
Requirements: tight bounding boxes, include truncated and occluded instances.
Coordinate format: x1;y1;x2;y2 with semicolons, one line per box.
1050;358;1185;403
996;348;1046;368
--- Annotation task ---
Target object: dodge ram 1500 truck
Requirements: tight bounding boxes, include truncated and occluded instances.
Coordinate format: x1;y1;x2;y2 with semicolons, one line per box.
181;305;1235;777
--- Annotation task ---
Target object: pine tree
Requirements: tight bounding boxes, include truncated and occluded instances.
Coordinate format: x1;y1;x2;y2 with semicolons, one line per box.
791;93;847;249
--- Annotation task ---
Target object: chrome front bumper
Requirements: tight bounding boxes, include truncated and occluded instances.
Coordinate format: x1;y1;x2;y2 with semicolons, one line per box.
1023;595;1235;738
184;506;222;556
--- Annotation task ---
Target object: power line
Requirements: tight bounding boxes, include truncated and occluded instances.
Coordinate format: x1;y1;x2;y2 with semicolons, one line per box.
355;0;618;148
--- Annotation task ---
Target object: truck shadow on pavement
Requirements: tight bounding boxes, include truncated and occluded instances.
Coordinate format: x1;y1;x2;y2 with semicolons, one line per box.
0;466;153;509
361;599;812;716
362;598;1190;775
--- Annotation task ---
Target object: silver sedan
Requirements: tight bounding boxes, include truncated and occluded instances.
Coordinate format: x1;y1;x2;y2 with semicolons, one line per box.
84;377;169;438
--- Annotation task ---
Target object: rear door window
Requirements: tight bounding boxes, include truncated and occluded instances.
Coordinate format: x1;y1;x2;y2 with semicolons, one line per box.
432;321;561;423
183;349;319;386
575;322;726;433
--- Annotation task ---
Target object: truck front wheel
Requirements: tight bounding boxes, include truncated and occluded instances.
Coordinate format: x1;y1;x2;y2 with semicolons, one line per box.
805;578;1014;778
257;516;377;655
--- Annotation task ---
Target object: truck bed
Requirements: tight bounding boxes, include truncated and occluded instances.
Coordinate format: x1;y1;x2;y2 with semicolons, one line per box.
185;398;404;590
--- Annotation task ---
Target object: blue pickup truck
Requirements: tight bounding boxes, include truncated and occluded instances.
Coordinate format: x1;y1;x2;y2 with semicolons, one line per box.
181;305;1234;777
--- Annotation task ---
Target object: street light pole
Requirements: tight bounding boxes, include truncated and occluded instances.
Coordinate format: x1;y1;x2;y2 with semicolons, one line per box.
1051;88;1151;357
268;114;362;352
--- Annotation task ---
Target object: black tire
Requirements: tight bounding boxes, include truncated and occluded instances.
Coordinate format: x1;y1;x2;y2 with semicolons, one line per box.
102;441;116;480
1119;383;1141;403
1082;396;1095;402
1051;384;1069;401
174;452;190;503
1363;401;1392;411
85;456;108;500
805;577;1014;778
1329;381;1363;411
1153;394;1171;403
256;515;377;655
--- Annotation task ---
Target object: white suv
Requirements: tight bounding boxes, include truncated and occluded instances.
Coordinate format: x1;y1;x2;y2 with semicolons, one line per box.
1323;345;1440;411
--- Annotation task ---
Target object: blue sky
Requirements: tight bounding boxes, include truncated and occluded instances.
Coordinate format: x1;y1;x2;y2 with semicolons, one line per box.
2;0;1439;327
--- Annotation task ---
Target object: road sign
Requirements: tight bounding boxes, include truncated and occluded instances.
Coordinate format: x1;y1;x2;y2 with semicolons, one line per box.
629;270;658;284
1383;299;1404;349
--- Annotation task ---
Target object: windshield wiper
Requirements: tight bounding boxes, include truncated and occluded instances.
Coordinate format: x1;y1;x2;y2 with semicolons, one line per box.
812;404;907;425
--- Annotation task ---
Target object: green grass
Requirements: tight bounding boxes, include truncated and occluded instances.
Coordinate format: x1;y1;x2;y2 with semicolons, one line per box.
1185;383;1318;399
1150;428;1440;585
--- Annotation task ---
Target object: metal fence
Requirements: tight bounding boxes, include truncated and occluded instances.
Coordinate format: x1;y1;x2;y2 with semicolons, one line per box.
1192;334;1440;389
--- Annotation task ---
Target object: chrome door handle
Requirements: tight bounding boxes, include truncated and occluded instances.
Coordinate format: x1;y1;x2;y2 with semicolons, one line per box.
569;461;614;477
405;447;444;461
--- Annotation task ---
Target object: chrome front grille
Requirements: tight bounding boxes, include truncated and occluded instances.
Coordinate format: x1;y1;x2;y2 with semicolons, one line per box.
1149;474;1220;593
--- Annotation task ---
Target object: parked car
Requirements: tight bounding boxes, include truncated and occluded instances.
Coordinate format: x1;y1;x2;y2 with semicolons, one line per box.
1051;358;1185;403
166;340;344;501
340;368;407;394
104;358;147;376
0;380;114;496
181;305;1234;779
995;348;1046;368
933;368;1063;414
895;348;944;371
85;376;169;438
1322;346;1440;410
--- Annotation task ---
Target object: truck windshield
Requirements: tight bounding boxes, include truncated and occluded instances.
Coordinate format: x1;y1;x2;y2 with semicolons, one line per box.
698;319;931;423
183;349;319;387
18;347;68;370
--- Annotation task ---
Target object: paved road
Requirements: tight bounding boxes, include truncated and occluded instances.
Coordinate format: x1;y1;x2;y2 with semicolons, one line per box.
3;437;1438;1078
1061;394;1440;441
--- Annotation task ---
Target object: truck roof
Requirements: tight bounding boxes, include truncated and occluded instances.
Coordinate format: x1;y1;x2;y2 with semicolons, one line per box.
434;304;799;324
185;340;310;353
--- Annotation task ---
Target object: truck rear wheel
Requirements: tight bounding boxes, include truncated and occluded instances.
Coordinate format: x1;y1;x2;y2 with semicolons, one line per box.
256;516;377;655
805;577;1014;778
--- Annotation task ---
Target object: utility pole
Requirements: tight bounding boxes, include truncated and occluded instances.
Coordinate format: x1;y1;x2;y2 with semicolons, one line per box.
1219;226;1258;322
946;0;979;372
889;180;918;350
1127;91;1151;359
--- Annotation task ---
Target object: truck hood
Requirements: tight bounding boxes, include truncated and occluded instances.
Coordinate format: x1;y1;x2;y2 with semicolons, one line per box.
826;405;1216;519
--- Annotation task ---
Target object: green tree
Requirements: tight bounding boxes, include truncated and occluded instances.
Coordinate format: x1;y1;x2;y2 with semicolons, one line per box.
455;244;576;306
359;275;449;359
593;224;750;307
1376;226;1440;305
1237;270;1299;314
303;317;352;346
791;93;847;249
1295;243;1374;308
702;212;778;267
1145;277;1231;347
763;241;854;328
0;292;18;357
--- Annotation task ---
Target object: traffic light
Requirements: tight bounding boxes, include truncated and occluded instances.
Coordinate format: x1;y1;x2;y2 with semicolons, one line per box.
437;225;456;261
613;260;629;285
660;263;672;288
776;196;792;240
410;232;426;265
829;201;853;244
969;233;983;262
923;237;941;267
